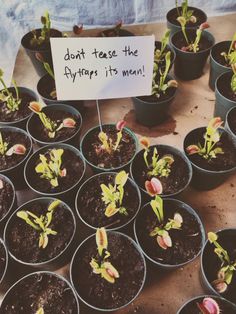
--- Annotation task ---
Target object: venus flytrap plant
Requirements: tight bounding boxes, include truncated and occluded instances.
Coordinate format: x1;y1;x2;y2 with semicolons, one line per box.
30;11;51;47
176;0;197;24
35;307;44;314
90;228;119;283
197;297;220;314
16;199;60;249
221;32;236;66
0;131;26;157
231;63;236;94
154;30;171;64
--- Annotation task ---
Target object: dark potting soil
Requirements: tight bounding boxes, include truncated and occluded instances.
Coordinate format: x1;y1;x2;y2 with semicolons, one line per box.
132;146;190;195
0;177;14;221
138;85;176;103
72;233;145;310
29;148;84;193
0;90;35;122
22;29;62;51
136;202;202;265
202;231;236;304
37;75;56;100
217;72;236;102
77;173;139;229
30;109;81;143
228;108;236;135
185;129;236;171
0;272;78;314
82;125;136;169
6;201;74;263
172;30;212;52
211;41;231;67
179;296;236;314
0;241;7;281
0;130;31;171
167;7;206;27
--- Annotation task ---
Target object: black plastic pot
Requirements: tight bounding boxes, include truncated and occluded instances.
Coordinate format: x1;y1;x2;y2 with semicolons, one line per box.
0;87;38;129
132;74;177;127
21;28;62;77
4;197;76;270
134;198;205;269
170;30;215;80
27;103;82;147
0;238;8;287
166;6;207;35
183;127;236;190
98;28;134;37
225;106;236;141
154;41;176;72
209;41;232;91
214;71;236;120
201;228;236;305
0;126;33;190
0;271;80;313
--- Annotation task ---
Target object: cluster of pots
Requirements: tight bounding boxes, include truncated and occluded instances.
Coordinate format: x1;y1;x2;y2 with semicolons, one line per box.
0;4;236;314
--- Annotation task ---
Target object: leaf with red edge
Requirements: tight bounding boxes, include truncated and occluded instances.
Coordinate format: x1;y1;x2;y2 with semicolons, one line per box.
116;120;126;131
145;178;163;196
62;117;76;128
6;144;26;156
197;297;220;314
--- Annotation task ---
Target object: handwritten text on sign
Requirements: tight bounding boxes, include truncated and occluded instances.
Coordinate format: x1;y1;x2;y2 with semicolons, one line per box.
50;36;155;100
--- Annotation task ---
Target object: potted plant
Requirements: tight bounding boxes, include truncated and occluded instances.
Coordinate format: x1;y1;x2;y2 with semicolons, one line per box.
214;65;236;120
201;229;236;305
21;11;62;77
80;120;138;173
98;21;134;37
225;106;236;140
130;137;192;199
0;238;8;287
134;178;205;268
70;227;146;311
0;271;79;313
170;19;215;80
177;295;236;313
0;69;38;129
209;32;236;90
75;170;141;230
183;117;236;190
0;126;32;190
4;197;76;270
27;102;82;147
24;143;86;203
132;51;178;126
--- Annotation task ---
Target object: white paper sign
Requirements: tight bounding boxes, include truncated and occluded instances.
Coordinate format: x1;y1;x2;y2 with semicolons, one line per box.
50;36;155;100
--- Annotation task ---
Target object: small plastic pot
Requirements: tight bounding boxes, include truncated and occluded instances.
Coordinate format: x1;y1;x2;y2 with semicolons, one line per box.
170;30;215;80
21;28;62;77
225;106;236;141
201;228;236;305
98;28;134;37
27;103;82;147
166;6;207;35
154;41;176;72
184;127;236;190
209;41;231;91
0;87;39;129
134;198;205;269
214;71;236;120
132;74;177;127
0;238;8;288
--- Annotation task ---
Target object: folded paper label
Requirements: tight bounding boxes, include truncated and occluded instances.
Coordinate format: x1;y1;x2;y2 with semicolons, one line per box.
50;36;155;100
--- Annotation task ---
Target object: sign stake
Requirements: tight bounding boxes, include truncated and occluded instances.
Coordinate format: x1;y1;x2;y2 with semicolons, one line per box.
96;99;103;132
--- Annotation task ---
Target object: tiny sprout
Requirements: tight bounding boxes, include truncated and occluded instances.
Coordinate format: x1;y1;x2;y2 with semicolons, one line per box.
90;228;119;283
0;131;26;157
0;69;21;112
30;11;51;47
35;148;67;187
101;170;129;217
154;30;171;65
221;32;236;66
35;307;44;314
231;63;236;94
197;297;220;314
73;24;83;35
176;0;197;25
29;102;76;138
17;199;60;249
186;117;224;160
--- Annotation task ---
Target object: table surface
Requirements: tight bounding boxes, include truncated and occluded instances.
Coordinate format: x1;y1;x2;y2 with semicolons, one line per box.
5;12;236;314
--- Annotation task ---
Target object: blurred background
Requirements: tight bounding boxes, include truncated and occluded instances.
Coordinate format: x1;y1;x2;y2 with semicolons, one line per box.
1;0;236;84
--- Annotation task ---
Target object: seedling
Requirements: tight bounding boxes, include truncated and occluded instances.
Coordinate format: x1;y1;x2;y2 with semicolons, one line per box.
231;63;236;94
145;178;183;250
29;102;76;138
140;137;174;178
36;308;44;314
35;148;67;187
0;131;26;157
175;0;197;24
30;11;51;47
17;199;60;249
208;232;236;294
90;228;119;283
101;21;123;37
197;297;220;314
154;30;171;64
0;69;21;112
186;117;224;160
98;120;126;154
221;32;236;65
100;170;129;217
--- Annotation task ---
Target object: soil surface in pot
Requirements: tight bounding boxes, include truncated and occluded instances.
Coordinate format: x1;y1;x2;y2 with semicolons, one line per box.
0;177;14;221
0;272;78;313
28;147;84;193
30;109;81;143
172;30;212;52
0;241;7;281
0;89;35;122
179;296;236;314
0;130;31;171
202;231;236;304
185;129;236;171
168;7;206;27
72;233;145;310
211;42;231;67
22;29;62;51
217;73;236;102
77;173;139;229
228;109;236;135
138;84;176;103
132;146;190;195
6;201;74;263
82;125;136;169
136;202;202;265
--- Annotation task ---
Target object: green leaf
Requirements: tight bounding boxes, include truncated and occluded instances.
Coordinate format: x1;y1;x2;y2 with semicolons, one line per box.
115;170;128;186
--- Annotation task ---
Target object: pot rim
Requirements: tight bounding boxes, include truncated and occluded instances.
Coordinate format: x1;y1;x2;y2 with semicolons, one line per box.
0;238;8;285
215;71;236;103
226;106;236;136
0;174;16;223
210;40;231;69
